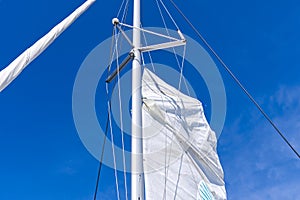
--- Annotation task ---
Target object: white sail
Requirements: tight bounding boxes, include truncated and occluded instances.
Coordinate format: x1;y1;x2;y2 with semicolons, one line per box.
142;68;226;200
0;0;96;92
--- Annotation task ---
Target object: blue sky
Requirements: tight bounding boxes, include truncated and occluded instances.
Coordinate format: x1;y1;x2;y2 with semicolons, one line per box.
0;0;299;199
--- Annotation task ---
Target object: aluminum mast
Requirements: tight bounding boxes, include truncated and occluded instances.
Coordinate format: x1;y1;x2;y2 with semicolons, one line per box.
131;0;144;199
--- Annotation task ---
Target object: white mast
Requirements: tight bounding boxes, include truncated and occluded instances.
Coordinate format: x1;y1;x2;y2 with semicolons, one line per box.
131;0;144;199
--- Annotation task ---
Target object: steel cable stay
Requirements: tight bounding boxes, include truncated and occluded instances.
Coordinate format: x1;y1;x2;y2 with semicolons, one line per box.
140;23;156;72
151;4;190;197
115;26;129;200
116;0;126;18
167;0;300;158
92;25;116;200
155;0;190;96
107;27;123;200
93;1;131;198
93;111;109;200
108;99;121;200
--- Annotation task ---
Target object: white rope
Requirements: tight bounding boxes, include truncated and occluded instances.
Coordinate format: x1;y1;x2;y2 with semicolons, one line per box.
107;100;121;200
159;0;180;30
106;27;121;200
156;0;190;96
114;28;129;200
104;25;128;200
106;3;131;197
141;23;156;72
120;0;130;23
156;0;168;32
156;3;171;191
153;1;190;196
116;0;130;59
178;44;187;92
116;0;126;18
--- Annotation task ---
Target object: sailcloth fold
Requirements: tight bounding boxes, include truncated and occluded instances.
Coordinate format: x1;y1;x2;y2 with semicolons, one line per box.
0;0;96;92
142;68;226;200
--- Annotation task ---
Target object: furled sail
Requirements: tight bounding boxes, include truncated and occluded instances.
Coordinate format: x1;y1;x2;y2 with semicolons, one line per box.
142;68;226;200
0;0;96;92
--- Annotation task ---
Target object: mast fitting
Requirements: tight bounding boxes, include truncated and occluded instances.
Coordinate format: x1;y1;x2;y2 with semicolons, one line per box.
112;18;120;25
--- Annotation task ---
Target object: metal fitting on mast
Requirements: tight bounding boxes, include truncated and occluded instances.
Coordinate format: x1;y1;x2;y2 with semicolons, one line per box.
112;18;120;25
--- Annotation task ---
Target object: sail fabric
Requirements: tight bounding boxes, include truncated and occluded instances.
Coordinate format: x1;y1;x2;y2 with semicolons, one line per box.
0;0;96;92
142;68;226;200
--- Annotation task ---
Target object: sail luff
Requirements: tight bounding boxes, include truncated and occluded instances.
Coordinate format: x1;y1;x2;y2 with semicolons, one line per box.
0;0;96;92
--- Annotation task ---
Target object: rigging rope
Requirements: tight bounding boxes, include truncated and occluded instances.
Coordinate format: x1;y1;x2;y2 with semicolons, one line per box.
168;0;300;158
155;0;190;95
120;0;130;23
108;27;121;200
158;0;180;30
96;2;130;198
93;112;109;200
93;21;126;199
117;0;130;53
93;27;116;200
115;26;129;200
141;23;155;72
153;1;190;196
116;0;126;18
108;100;121;200
178;44;186;92
140;23;156;72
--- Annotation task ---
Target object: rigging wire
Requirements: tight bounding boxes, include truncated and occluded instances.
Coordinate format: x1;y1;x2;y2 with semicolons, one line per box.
115;26;129;200
107;32;121;200
97;2;130;198
178;44;186;92
117;0;130;52
120;0;130;23
108;28;116;72
93;113;109;200
92;12;128;197
93;0;131;196
116;0;126;18
153;1;190;196
158;0;180;30
140;23;156;72
108;100;121;200
168;0;300;158
155;0;190;95
93;27;116;200
116;3;131;197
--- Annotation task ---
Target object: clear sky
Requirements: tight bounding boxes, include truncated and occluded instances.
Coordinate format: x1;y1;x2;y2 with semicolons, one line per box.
0;0;299;199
